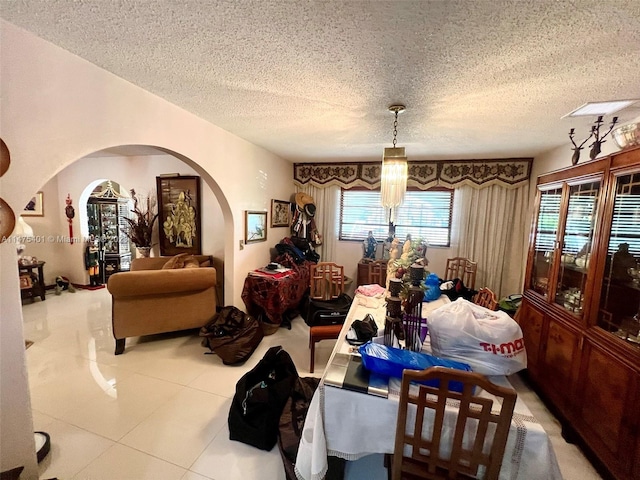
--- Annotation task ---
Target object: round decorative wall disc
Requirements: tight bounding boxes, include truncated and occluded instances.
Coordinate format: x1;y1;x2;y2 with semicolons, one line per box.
0;138;10;177
0;198;16;242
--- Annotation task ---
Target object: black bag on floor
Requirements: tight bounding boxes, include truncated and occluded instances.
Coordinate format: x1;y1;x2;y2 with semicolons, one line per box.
302;293;352;327
200;306;264;365
228;346;299;451
277;376;321;480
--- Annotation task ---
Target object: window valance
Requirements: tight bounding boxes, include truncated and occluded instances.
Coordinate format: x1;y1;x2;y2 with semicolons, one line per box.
294;158;532;190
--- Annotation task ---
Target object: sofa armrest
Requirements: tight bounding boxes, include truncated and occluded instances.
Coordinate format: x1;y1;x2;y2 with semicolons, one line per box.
107;267;217;297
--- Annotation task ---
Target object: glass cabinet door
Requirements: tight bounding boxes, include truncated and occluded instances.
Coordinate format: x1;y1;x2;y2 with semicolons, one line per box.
553;180;601;315
530;186;563;298
597;172;640;347
100;203;119;253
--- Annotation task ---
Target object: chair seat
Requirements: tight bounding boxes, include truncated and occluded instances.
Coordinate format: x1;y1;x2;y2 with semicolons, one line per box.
309;324;342;373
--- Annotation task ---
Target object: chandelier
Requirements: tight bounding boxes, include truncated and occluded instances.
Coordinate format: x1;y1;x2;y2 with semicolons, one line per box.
381;104;408;221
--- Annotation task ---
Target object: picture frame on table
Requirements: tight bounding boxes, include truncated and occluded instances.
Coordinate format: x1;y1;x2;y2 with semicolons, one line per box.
156;175;202;256
245;211;267;244
271;199;291;227
22;191;43;216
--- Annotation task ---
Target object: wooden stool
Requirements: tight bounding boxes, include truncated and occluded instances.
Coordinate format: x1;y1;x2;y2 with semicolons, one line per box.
309;324;342;373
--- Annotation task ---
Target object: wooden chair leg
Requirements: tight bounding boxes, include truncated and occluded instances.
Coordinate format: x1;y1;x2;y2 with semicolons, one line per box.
310;336;316;373
384;453;393;480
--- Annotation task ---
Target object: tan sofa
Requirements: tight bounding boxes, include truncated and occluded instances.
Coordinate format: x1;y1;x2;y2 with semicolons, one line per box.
107;255;217;354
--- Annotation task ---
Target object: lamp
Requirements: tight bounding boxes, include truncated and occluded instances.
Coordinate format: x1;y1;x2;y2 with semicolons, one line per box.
14;215;34;259
381;104;408;222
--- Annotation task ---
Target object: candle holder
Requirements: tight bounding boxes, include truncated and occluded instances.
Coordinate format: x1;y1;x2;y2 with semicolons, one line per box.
388;278;403;297
409;263;425;286
569;116;618;165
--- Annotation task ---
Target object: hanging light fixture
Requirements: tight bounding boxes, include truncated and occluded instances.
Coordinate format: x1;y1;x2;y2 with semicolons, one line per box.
380;104;408;222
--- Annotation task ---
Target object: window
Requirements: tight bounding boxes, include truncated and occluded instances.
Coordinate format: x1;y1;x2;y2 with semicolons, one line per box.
339;188;453;246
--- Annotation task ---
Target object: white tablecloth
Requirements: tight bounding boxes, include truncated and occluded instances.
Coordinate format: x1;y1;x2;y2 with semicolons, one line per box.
295;295;563;480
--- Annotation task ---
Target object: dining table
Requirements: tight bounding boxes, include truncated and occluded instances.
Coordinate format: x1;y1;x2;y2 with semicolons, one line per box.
294;293;563;480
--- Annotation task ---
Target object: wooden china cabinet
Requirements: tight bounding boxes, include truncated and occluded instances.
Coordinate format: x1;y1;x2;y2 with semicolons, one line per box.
520;145;640;480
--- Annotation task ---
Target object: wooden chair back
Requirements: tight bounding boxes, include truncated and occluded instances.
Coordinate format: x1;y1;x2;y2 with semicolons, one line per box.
310;262;344;300
368;260;386;287
392;366;517;480
474;287;499;311
444;257;477;290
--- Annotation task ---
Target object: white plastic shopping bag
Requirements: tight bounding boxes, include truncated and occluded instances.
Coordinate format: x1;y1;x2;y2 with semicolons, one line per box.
426;298;527;375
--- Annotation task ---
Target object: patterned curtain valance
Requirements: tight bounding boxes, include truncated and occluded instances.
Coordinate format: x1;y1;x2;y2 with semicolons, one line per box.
294;158;532;190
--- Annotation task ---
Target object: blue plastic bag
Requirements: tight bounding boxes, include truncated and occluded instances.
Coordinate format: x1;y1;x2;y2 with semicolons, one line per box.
423;273;441;302
358;342;472;392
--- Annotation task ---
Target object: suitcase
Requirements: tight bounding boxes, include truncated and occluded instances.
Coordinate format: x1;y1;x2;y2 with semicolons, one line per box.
302;293;352;327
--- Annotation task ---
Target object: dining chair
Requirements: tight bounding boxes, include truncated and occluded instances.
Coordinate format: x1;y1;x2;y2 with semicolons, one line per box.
473;287;499;311
444;257;478;290
367;259;386;287
308;262;346;373
388;366;517;480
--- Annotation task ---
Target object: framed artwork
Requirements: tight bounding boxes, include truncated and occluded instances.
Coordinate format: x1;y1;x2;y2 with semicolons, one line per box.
245;211;267;244
271;199;291;227
22;191;43;216
156;175;202;256
19;274;32;290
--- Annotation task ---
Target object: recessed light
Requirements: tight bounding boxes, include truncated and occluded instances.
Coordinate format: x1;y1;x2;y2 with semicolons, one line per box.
563;100;639;118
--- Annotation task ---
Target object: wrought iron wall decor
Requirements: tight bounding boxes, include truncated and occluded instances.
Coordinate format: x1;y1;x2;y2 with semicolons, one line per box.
294;158;532;190
569;115;618;165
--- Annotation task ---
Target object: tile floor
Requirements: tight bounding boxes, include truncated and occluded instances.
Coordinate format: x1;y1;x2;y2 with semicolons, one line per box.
21;288;603;479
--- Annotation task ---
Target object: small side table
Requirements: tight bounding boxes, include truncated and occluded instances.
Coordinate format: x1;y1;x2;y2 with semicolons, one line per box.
19;261;46;301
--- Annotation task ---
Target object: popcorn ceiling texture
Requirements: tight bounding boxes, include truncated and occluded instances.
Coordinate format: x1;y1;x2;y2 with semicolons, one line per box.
2;0;640;162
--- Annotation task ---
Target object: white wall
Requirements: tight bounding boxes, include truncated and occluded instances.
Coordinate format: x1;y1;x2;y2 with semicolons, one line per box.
0;21;292;475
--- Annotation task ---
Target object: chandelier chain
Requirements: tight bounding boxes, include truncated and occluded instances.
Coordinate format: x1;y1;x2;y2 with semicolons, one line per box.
392;111;399;147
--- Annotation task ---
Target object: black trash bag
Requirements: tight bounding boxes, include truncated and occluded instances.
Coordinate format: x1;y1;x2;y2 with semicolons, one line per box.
441;278;477;302
228;346;299;451
200;306;264;365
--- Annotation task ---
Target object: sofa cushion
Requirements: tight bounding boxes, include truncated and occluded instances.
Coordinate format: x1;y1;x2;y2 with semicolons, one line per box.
162;253;201;269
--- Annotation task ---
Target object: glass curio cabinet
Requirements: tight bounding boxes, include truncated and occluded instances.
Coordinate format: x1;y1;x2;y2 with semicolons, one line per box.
87;181;131;282
520;146;640;480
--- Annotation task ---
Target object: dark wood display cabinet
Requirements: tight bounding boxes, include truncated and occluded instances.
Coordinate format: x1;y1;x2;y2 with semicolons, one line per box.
87;190;131;283
519;146;640;480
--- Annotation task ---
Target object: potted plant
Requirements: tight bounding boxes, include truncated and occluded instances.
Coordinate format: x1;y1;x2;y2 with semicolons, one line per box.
123;189;158;257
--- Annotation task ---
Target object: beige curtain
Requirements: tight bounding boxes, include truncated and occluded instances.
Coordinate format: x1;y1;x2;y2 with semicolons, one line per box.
450;183;529;299
295;184;340;262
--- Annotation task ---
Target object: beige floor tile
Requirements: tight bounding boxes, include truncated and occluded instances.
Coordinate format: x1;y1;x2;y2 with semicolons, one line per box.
190;424;285;480
27;352;133;419
31;410;56;431
181;471;213;480
120;388;230;468
73;443;186;480
56;372;183;440
37;419;114;480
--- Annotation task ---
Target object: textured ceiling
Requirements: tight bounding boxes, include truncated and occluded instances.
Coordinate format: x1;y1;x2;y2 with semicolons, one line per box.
2;0;640;162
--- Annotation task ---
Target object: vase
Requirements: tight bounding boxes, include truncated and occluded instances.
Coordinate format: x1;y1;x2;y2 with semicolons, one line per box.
136;246;151;258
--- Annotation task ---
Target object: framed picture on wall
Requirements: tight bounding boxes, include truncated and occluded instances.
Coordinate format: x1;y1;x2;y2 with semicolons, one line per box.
22;191;43;216
271;199;291;227
245;211;267;244
156;175;202;256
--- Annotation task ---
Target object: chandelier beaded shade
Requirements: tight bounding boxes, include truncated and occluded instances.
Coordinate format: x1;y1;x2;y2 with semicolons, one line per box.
381;105;408;220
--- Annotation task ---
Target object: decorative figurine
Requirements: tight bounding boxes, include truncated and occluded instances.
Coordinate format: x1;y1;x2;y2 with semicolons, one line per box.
363;230;377;259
